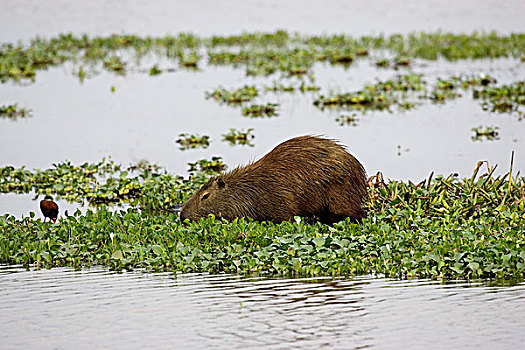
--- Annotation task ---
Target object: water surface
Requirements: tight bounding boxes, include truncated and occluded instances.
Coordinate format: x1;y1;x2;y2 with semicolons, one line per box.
1;266;524;349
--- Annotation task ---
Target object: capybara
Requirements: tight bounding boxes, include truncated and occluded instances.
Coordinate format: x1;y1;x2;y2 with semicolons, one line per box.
180;135;367;225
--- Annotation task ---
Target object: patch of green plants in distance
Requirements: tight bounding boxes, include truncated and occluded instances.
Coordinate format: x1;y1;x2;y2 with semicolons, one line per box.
0;104;31;120
2;31;524;83
206;85;259;104
313;73;425;111
428;74;496;103
0;158;524;279
474;81;525;119
176;133;210;150
264;81;320;93
336;114;358;126
222;128;255;146
242;103;279;117
471;126;500;141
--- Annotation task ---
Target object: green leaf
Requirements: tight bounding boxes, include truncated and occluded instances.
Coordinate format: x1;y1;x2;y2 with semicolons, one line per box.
111;250;123;259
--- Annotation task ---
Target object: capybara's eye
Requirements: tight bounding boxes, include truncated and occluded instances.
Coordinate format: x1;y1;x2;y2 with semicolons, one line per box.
201;193;209;201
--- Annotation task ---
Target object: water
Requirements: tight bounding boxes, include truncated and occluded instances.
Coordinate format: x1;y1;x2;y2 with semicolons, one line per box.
1;265;524;349
1;0;524;42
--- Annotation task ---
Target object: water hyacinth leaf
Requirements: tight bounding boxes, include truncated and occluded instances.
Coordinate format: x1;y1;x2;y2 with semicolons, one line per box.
313;237;326;247
111;250;123;259
151;245;163;256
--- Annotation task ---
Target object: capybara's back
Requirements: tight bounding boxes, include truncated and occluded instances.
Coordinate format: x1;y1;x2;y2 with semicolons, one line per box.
180;136;367;225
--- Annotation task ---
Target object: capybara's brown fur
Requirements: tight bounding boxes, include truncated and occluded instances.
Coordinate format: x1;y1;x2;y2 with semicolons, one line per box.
180;136;367;225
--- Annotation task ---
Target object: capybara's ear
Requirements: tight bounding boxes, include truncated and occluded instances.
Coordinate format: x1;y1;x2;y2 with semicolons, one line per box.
217;177;226;188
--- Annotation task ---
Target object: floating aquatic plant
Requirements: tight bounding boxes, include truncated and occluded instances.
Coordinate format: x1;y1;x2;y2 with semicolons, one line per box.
222;128;255;146
242;103;279;117
314;73;424;111
176;133;210;150
0;104;31;120
474;81;525;119
471;126;500;141
206;85;259;104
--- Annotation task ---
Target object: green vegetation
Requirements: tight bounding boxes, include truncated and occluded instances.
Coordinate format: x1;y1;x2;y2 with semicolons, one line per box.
149;64;162;76
313;73;425;111
206;85;259;104
336;114;358;126
471;126;500;141
0;159;524;279
474;81;525;119
2;31;523;120
103;56;126;74
1;31;524;83
176;133;210;150
0;104;31;120
222;128;255;146
264;81;320;93
242;103;279;117
2;30;525;279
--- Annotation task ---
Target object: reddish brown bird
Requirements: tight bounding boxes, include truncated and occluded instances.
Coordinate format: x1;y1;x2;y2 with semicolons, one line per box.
40;195;59;223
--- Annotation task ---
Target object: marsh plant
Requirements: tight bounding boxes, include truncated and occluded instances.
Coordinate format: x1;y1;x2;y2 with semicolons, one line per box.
474;81;525;119
222;128;255;146
336;114;358;126
175;133;210;150
242;103;279;117
206;85;259;104
471;126;500;141
0;104;31;120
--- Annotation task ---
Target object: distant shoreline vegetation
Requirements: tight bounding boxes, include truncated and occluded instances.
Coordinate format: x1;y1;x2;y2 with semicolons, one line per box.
1;31;524;83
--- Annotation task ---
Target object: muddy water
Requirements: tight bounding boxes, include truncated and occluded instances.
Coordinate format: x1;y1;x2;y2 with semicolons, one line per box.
1;266;524;349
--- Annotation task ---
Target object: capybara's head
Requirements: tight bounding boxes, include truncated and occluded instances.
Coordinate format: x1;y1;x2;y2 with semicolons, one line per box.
180;176;231;222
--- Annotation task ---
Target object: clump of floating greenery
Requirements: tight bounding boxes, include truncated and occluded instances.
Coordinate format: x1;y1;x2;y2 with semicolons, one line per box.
0;158;524;279
336;114;358;126
313;73;425;111
474;81;525;119
0;104;31;120
471;126;500;141
222;128;255;146
206;85;259;104
175;133;210;150
242;103;279;117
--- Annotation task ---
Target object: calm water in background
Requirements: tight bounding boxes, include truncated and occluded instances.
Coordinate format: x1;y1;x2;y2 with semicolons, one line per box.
1;265;524;349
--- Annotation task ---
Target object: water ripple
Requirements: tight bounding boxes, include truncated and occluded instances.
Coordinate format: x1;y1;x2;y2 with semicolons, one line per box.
1;265;524;349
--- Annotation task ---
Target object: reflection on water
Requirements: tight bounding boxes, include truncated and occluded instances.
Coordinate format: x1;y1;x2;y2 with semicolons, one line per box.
1;266;524;349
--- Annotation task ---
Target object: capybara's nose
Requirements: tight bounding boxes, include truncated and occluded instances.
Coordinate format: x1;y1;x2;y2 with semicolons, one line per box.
179;208;188;222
